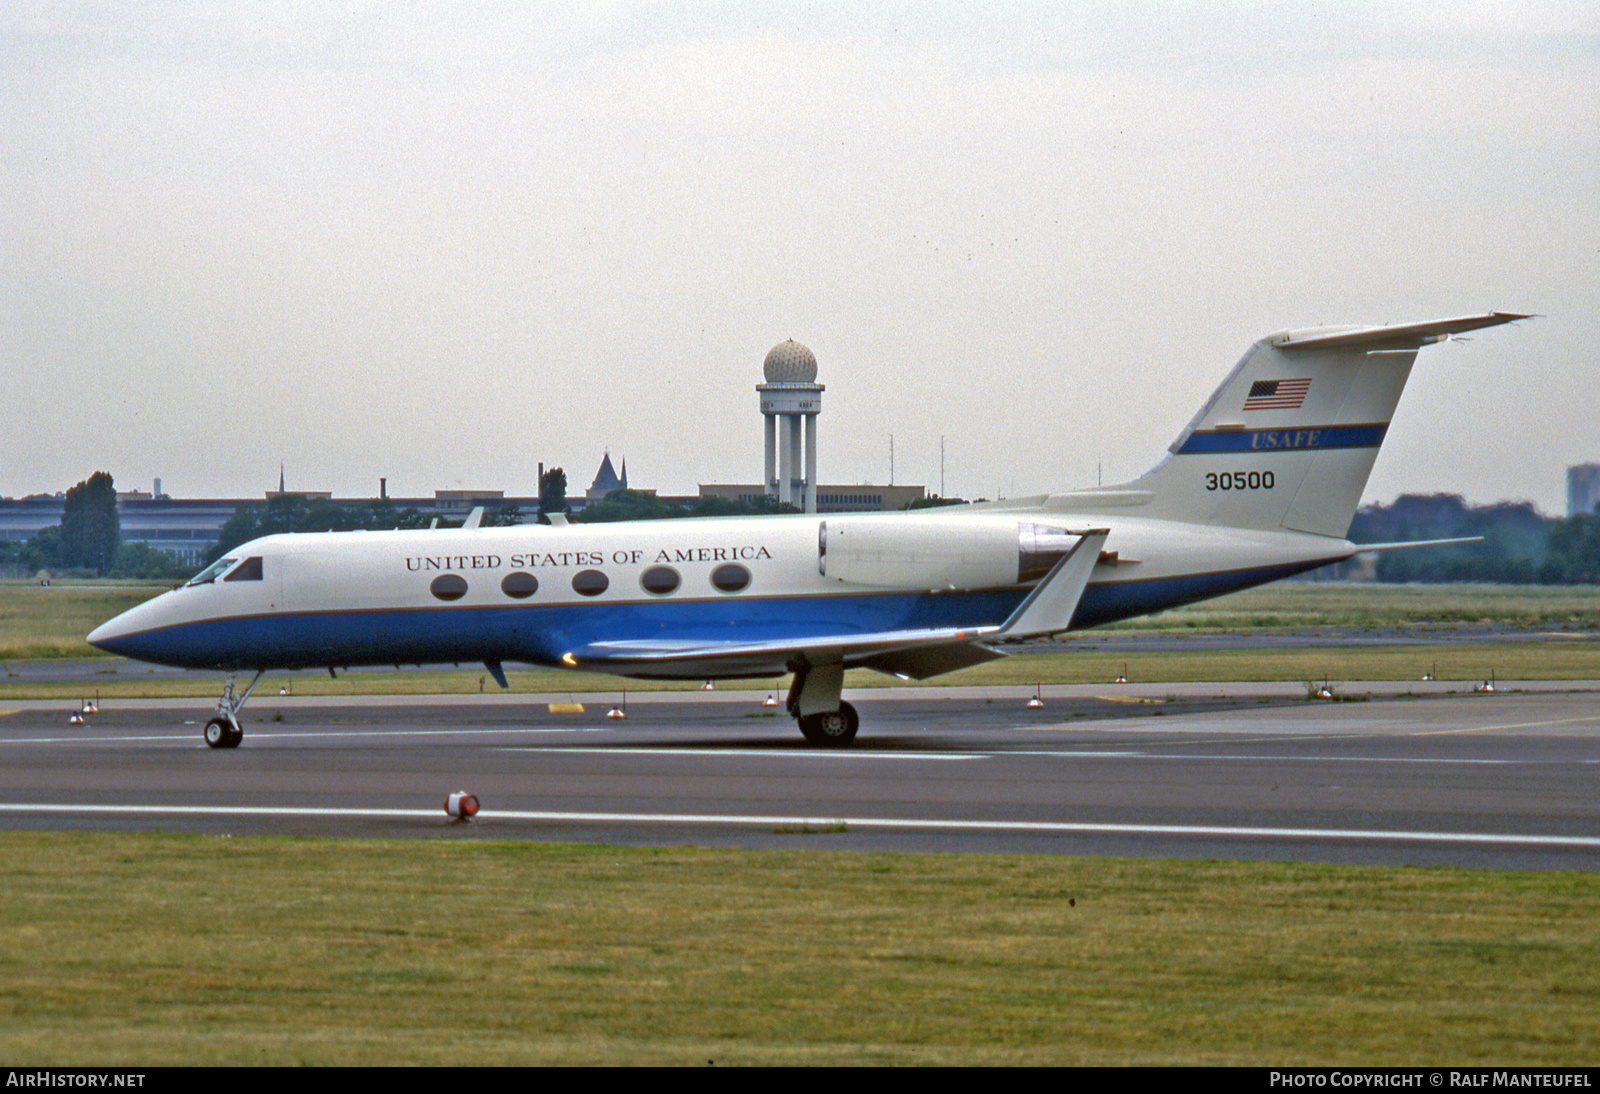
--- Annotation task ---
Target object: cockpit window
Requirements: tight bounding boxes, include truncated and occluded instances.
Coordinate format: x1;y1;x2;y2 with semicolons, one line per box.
224;556;264;582
186;558;237;586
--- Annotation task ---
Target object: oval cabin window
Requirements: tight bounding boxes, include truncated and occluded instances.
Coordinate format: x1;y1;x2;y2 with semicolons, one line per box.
430;574;468;601
501;571;539;599
710;563;751;593
571;569;609;597
639;566;680;596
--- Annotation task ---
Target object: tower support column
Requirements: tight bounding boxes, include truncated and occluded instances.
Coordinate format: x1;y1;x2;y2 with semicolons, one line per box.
764;413;777;496
804;414;817;514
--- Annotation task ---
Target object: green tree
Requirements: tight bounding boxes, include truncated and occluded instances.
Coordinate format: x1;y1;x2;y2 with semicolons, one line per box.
538;467;568;524
1541;512;1600;584
577;489;800;523
110;542;190;580
60;472;120;576
207;494;430;563
20;526;63;573
574;489;681;523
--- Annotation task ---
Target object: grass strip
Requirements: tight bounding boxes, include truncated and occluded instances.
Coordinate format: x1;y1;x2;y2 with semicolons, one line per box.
0;832;1595;1065
2;641;1594;701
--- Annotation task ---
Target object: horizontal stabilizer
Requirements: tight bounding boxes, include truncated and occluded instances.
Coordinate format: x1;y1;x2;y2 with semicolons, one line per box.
1274;313;1531;352
1349;536;1485;552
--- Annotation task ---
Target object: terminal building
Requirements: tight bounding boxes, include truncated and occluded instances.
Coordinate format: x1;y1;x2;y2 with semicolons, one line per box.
696;482;925;513
0;483;537;567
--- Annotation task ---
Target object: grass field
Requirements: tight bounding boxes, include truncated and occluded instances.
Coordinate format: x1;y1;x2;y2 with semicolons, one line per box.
1117;581;1600;630
1;832;1595;1065
0;580;169;660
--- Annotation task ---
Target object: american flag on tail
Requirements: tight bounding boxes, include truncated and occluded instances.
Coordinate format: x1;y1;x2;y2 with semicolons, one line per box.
1243;378;1311;411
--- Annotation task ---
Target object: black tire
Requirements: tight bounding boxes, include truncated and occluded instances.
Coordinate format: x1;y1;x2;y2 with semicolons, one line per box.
797;700;859;747
226;724;244;748
204;718;231;749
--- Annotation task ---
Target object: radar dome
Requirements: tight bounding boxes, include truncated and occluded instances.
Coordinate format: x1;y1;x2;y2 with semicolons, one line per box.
763;339;818;383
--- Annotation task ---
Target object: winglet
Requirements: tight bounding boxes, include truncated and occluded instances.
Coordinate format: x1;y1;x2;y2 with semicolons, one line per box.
995;529;1108;639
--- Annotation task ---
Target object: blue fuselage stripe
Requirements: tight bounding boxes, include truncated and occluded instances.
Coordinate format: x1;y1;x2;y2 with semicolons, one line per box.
1176;424;1387;454
91;559;1337;674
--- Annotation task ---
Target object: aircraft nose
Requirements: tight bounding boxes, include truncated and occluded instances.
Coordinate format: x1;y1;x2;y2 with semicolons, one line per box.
87;599;167;659
87;612;136;654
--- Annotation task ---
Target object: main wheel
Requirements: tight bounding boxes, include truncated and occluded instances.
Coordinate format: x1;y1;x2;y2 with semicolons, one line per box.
797;700;858;747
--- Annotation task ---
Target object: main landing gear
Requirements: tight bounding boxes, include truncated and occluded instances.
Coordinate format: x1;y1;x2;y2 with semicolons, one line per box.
204;671;262;749
798;701;858;747
787;659;858;748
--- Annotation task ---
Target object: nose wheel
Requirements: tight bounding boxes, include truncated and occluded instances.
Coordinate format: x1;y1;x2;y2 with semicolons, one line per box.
204;671;261;749
204;716;243;749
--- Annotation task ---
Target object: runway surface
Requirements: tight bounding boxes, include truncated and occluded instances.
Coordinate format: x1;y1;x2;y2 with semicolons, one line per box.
3;680;1598;868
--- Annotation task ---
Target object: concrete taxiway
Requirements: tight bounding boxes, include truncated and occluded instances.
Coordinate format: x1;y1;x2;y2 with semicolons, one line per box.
1;680;1597;868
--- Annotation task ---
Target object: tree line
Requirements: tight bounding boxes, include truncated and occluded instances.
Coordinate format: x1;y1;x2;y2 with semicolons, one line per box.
11;475;1599;585
0;472;189;579
1337;493;1600;584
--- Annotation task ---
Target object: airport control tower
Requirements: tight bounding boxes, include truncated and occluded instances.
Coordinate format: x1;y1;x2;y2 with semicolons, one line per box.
758;340;824;513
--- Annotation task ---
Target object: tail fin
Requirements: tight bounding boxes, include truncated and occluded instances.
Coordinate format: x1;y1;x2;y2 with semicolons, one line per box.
1116;313;1529;538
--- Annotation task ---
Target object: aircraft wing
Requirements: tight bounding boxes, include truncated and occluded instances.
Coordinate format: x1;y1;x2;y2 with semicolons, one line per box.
568;530;1111;681
569;625;1008;680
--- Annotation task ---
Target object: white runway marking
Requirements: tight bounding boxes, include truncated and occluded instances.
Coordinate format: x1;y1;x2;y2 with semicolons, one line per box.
1007;750;1599;765
1;727;1589;766
1;802;1597;849
491;747;983;760
0;726;627;746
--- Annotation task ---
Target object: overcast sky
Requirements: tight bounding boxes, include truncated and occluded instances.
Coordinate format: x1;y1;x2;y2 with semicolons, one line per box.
3;2;1595;512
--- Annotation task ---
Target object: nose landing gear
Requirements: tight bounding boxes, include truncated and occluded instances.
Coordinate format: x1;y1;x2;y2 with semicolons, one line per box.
204;671;262;749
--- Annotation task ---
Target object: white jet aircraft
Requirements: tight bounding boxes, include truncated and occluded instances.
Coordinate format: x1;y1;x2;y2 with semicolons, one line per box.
89;312;1528;748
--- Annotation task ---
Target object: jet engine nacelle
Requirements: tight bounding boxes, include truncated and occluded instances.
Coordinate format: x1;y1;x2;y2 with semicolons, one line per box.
818;515;1084;591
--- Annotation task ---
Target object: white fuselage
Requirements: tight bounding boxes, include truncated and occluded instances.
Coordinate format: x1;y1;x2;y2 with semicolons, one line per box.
87;505;1354;678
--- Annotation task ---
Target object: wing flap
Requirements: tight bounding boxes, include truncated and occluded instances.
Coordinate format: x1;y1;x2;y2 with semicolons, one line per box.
570;624;1005;679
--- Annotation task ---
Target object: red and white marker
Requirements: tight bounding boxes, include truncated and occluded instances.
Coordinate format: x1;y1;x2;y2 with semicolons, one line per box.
444;791;480;821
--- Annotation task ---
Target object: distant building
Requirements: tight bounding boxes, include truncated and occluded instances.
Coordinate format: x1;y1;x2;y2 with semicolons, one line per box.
0;486;541;565
698;483;925;513
1569;464;1600;517
586;453;628;503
